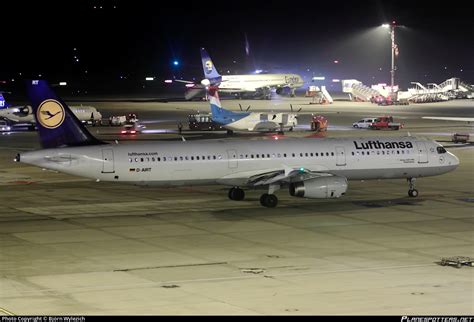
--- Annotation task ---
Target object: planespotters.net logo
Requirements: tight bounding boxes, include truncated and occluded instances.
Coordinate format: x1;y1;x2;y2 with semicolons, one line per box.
37;99;65;129
401;317;473;322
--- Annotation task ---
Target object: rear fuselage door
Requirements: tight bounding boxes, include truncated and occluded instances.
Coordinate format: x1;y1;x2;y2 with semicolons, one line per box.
102;149;115;173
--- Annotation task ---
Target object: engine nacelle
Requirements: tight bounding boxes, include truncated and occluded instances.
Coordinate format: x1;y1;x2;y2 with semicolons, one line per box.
276;88;283;95
18;105;32;116
289;176;348;199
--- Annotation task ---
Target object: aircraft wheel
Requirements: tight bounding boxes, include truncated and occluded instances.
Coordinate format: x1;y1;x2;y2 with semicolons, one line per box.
260;193;278;208
408;189;419;197
228;187;245;201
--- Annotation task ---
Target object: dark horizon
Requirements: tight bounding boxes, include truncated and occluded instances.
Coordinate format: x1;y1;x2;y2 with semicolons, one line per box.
2;0;473;95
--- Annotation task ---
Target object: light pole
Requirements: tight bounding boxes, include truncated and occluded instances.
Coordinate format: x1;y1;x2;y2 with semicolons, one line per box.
382;21;398;98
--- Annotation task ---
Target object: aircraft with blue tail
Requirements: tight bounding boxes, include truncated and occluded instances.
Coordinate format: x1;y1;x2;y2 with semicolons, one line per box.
206;84;298;134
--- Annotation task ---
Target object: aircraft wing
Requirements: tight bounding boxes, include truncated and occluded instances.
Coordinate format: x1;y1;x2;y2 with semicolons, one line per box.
216;166;334;187
247;167;333;186
422;116;474;122
174;79;195;84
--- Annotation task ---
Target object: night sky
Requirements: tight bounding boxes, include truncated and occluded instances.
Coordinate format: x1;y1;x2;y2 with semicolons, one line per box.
2;0;473;93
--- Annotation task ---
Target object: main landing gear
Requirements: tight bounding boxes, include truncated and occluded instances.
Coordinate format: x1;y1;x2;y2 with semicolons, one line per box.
407;178;419;197
228;187;245;201
260;184;280;208
260;194;278;208
228;185;280;207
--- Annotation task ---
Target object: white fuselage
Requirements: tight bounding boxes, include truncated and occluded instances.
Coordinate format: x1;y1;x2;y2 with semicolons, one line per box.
225;112;298;132
20;137;458;188
219;74;304;92
0;105;101;124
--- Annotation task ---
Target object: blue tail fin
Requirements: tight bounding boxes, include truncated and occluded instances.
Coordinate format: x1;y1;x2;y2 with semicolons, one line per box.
0;93;7;109
200;48;222;85
26;80;104;148
207;86;247;125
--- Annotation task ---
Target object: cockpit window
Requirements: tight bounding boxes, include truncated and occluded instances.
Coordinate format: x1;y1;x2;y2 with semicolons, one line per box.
437;147;447;154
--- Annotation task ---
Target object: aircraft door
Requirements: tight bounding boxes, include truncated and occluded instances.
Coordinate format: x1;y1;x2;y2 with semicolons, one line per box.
336;146;346;166
227;149;238;169
281;114;288;125
102;149;115;173
416;142;429;163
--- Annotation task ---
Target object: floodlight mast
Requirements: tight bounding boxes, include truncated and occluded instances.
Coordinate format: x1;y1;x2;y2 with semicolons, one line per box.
382;21;398;98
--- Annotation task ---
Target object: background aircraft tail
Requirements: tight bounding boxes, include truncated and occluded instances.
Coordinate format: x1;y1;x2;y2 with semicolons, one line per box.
207;86;244;123
0;93;8;109
26;80;104;148
200;48;222;85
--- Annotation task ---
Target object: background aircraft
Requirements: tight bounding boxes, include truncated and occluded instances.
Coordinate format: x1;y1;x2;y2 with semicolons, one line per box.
206;83;298;134
179;48;304;100
0;94;102;127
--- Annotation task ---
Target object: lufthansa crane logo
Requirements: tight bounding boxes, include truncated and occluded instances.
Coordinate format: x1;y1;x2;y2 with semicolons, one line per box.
37;99;65;129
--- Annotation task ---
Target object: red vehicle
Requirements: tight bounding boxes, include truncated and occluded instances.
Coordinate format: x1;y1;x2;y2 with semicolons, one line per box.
310;115;328;132
369;116;403;130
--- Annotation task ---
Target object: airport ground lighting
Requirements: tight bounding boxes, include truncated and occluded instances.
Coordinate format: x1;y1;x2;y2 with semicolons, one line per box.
382;21;399;97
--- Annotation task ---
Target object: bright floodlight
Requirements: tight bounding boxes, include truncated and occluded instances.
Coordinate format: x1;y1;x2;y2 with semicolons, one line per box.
382;24;390;28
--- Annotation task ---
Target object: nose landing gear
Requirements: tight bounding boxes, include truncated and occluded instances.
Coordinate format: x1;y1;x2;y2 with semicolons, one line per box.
407;178;419;197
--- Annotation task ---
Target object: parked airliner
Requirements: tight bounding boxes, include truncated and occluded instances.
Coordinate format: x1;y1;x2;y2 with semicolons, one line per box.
180;48;304;100
16;80;459;208
206;83;298;134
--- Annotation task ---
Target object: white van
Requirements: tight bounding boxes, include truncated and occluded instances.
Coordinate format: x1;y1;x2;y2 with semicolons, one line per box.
352;118;377;129
0;120;11;132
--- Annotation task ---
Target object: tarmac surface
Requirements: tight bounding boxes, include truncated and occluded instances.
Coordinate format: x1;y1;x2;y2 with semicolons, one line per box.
0;97;473;315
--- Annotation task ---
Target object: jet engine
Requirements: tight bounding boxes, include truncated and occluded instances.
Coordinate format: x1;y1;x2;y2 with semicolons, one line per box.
276;88;283;95
17;105;32;116
289;176;348;199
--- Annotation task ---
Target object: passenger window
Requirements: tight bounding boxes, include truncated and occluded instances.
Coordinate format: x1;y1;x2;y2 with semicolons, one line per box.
283;153;286;157
180;156;183;161
300;153;303;157
352;152;354;156
326;152;329;156
191;156;194;160
141;158;144;162
331;152;334;156
197;156;200;160
267;154;270;158
158;157;161;161
437;147;446;154
213;155;216;160
292;153;295;157
174;157;177;161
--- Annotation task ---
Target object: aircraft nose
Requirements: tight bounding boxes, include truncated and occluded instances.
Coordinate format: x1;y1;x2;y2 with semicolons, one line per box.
452;153;460;167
